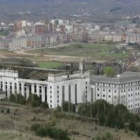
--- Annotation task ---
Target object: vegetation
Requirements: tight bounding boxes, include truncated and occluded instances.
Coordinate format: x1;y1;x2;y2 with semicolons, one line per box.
27;43;128;61
9;94;48;108
37;61;62;69
0;101;139;140
31;123;70;140
95;132;113;140
27;94;42;107
78;100;140;136
9;94;26;105
103;66;115;77
62;101;76;112
0;28;10;36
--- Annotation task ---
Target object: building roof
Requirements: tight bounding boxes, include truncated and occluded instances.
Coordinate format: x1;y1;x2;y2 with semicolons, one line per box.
90;71;140;85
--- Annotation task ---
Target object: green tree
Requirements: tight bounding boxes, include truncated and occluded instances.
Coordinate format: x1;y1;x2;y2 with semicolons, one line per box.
9;94;16;102
28;94;42;107
62;101;76;113
104;66;115;77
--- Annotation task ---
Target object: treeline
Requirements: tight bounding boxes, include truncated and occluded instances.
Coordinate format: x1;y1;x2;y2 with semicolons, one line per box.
61;100;140;137
9;94;48;108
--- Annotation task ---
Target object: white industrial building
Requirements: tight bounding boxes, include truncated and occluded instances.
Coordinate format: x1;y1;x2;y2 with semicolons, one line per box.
0;64;90;108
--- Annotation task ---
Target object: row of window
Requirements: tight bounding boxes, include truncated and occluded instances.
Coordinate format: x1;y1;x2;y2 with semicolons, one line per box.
96;82;140;87
97;88;140;93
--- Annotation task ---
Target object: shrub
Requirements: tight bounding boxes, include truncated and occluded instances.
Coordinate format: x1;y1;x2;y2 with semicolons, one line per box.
9;94;16;102
1;109;4;113
28;94;42;107
9;94;26;105
31;124;70;140
40;102;49;109
31;123;41;132
36;126;47;137
6;108;10;114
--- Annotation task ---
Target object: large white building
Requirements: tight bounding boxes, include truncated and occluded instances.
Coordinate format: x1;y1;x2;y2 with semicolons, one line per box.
0;64;90;108
0;65;140;113
90;71;140;113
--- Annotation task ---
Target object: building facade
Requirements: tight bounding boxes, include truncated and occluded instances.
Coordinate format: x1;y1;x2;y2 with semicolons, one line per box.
0;66;140;113
90;72;140;113
0;33;68;50
0;65;90;108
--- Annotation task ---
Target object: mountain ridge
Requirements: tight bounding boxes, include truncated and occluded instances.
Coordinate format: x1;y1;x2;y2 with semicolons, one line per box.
0;0;139;22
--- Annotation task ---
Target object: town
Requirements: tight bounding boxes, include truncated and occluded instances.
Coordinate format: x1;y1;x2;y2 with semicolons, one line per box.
0;18;139;50
0;2;140;139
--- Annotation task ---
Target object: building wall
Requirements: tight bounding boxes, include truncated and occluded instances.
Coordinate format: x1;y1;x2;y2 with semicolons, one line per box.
0;69;90;108
90;81;140;113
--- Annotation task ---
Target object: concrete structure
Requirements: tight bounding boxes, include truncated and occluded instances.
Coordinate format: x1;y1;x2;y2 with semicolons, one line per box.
0;65;90;108
90;71;140;113
126;34;140;44
0;65;140;113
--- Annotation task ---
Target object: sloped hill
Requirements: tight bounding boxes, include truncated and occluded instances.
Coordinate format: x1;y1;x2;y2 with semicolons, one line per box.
0;0;139;22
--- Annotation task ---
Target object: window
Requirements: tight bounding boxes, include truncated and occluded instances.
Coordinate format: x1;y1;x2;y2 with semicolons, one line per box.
75;84;77;104
39;86;42;93
91;88;93;102
62;86;65;103
109;90;111;92
45;87;47;94
19;84;21;90
97;94;99;97
57;86;59;89
34;85;37;93
103;95;105;97
109;95;111;98
50;86;52;89
69;85;71;103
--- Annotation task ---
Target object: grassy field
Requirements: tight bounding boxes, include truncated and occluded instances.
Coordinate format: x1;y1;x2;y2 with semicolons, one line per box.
0;102;139;140
26;44;128;61
37;61;62;69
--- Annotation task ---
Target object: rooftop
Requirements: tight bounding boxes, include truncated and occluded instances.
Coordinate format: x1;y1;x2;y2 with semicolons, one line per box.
91;71;140;85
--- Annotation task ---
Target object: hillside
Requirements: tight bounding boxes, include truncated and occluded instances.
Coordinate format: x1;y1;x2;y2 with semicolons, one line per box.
0;0;140;22
0;102;139;140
